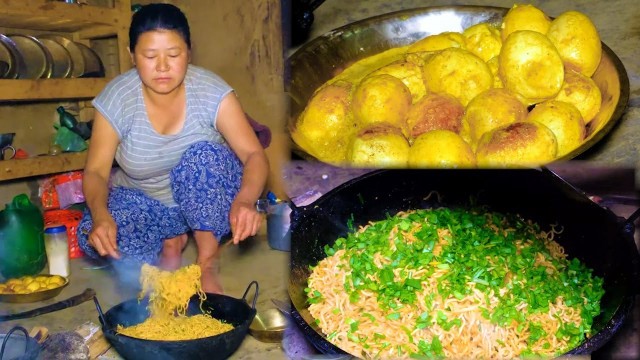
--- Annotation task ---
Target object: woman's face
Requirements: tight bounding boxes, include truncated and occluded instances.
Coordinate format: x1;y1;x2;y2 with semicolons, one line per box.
131;29;191;95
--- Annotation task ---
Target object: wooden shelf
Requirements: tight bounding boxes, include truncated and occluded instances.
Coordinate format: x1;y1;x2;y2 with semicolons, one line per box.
0;78;111;101
0;1;128;37
0;152;86;181
0;0;130;182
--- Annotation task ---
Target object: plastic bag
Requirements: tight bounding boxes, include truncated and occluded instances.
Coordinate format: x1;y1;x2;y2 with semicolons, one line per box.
39;171;85;210
40;176;60;210
55;172;85;209
54;126;87;152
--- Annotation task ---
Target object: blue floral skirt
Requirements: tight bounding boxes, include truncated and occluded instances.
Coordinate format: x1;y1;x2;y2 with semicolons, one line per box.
77;142;243;265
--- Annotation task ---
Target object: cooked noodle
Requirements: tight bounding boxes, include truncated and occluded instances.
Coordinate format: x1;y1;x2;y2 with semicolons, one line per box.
307;208;604;359
117;264;234;340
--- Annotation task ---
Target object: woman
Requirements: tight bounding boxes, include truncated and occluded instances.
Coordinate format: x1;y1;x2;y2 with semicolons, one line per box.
78;3;269;294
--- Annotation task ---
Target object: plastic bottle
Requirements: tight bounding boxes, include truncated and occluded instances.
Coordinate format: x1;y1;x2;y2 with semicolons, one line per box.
56;106;92;140
44;225;70;277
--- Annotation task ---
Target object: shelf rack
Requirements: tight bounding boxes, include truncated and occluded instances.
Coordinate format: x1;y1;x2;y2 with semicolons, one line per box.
0;0;131;181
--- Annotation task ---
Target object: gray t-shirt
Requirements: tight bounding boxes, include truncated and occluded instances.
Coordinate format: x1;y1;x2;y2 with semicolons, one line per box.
92;65;233;206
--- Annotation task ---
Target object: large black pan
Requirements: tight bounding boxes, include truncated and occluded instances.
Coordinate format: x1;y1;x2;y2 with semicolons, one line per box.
288;169;640;356
97;281;258;360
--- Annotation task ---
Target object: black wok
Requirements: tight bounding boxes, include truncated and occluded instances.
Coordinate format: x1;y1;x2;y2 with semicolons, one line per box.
97;281;258;360
288;169;640;357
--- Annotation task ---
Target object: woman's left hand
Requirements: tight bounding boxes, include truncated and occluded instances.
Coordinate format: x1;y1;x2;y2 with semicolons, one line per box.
229;199;263;244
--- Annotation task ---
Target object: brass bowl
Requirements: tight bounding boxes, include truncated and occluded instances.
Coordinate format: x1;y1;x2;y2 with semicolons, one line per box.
0;275;69;303
249;308;287;343
286;5;630;163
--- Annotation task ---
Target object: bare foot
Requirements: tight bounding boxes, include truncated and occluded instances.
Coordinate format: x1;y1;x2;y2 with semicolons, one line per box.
199;260;223;294
193;230;224;294
159;234;188;270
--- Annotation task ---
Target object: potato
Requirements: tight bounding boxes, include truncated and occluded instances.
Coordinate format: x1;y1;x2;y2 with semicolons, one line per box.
405;93;465;140
498;30;564;105
460;88;527;150
368;60;427;103
405;51;436;67
486;57;504;88
463;23;502;62
476;122;558;168
526;100;586;157
347;125;410;168
293;80;357;164
352;74;412;134
408;130;476;168
46;283;61;290
0;284;6;293
12;285;28;294
500;4;551;41
293;5;606;168
48;275;66;286
553;70;601;124
35;275;50;282
547;11;602;77
5;278;21;287
26;281;42;292
423;48;493;106
407;31;466;53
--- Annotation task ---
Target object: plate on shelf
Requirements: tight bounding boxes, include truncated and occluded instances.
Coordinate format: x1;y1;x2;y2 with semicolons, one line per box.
39;37;73;78
37;35;104;78
0;34;24;79
8;34;53;79
37;35;84;77
75;42;105;78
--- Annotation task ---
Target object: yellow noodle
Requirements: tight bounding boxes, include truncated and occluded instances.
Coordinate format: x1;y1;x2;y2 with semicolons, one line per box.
117;264;234;340
308;209;597;359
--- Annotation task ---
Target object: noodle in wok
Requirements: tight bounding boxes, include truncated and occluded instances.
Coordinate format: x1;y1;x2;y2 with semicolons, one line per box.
307;208;604;359
117;264;234;341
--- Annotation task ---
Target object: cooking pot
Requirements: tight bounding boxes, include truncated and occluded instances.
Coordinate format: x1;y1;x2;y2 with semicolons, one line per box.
286;6;630;163
288;169;640;356
0;326;40;360
97;281;258;360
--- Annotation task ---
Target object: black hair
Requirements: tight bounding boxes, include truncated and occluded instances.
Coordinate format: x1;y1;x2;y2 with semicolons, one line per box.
129;3;191;52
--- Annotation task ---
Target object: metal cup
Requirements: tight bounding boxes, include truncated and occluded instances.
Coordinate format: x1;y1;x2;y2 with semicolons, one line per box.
0;132;15;160
266;202;292;251
1;145;15;160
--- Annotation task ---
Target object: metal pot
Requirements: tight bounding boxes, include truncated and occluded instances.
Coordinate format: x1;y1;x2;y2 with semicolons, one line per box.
97;281;259;360
0;326;40;360
286;6;630;162
288;169;640;356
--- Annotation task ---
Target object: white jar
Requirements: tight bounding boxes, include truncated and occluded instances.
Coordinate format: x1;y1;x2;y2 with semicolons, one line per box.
44;225;70;277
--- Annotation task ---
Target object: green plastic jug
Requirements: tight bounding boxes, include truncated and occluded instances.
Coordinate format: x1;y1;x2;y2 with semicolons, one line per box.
0;194;46;279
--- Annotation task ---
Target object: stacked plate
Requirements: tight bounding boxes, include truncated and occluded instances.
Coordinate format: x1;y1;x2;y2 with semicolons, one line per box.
0;34;105;79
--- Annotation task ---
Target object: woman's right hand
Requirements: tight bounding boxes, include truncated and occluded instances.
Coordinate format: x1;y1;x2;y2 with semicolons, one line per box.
88;215;121;259
82;111;121;259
